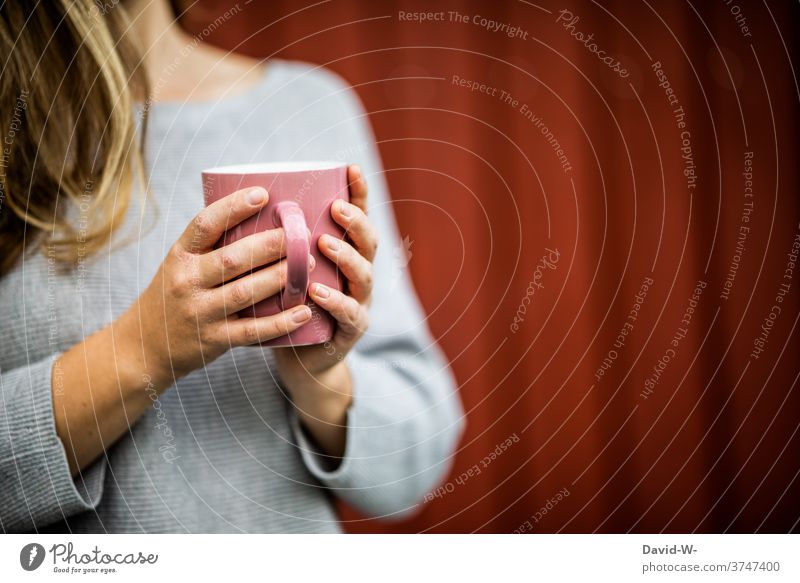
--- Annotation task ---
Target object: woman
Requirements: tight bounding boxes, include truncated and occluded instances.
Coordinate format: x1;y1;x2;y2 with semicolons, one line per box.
0;0;463;533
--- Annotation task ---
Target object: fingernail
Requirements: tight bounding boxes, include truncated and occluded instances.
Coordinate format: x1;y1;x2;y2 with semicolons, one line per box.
247;188;266;205
313;283;330;299
326;236;341;251
337;199;351;218
308;254;316;270
292;306;311;323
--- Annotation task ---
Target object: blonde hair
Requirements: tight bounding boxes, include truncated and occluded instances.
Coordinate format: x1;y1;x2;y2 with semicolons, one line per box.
0;0;149;275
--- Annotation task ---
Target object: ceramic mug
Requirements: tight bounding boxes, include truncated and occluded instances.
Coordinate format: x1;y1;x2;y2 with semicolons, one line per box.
201;161;349;347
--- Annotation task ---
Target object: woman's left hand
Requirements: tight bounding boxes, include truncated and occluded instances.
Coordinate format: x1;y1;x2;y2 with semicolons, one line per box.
273;165;376;457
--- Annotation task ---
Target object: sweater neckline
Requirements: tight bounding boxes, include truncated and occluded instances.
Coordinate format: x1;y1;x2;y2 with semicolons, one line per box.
141;59;284;118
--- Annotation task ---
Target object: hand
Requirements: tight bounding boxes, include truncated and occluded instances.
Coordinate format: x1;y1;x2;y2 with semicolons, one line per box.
55;186;312;474
127;186;313;389
273;165;377;456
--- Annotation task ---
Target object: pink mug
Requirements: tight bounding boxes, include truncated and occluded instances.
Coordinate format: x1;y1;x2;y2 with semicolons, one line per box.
201;161;349;347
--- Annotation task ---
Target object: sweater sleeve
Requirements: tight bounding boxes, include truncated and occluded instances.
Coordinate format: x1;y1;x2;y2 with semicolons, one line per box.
0;354;106;532
289;66;466;519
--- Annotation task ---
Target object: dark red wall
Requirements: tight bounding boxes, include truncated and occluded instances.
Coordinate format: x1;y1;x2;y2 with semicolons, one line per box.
183;0;800;532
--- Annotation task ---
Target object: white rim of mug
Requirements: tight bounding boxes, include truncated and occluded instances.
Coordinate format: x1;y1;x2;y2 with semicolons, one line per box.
202;161;347;174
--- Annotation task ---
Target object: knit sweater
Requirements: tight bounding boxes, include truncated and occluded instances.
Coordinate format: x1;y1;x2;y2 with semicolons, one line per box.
0;59;464;533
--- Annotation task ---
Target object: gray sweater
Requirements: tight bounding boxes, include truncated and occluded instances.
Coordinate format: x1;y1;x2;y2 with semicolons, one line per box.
0;60;464;533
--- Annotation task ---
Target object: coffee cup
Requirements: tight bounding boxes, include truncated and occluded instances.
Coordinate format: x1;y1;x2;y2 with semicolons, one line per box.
202;161;349;347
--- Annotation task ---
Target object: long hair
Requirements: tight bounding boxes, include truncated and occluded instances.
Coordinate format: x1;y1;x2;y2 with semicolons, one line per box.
0;0;149;276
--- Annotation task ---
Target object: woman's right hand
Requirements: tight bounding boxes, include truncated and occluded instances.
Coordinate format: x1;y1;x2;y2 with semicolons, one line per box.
126;186;313;388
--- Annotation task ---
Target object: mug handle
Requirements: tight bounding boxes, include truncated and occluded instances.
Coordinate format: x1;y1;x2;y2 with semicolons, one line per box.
272;201;310;309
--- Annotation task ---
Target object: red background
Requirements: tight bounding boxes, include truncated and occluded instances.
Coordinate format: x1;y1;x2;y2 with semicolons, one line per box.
180;0;800;532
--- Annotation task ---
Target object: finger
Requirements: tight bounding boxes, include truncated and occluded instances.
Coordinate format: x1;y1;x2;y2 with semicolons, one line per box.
318;235;372;302
347;165;368;213
199;228;286;286
212;256;316;317
180;187;268;252
308;282;367;341
331;199;378;262
225;305;313;346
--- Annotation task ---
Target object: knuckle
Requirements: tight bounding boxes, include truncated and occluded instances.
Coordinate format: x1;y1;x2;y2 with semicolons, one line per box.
168;244;188;264
241;321;261;344
271;316;289;337
228;281;249;307
351;211;366;229
167;267;188;294
265;229;285;251
189;262;205;291
345;298;360;323
362;263;373;290
199;322;218;345
333;292;347;314
220;318;240;340
220;252;238;273
191;213;212;239
200;298;219;322
169;247;195;282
